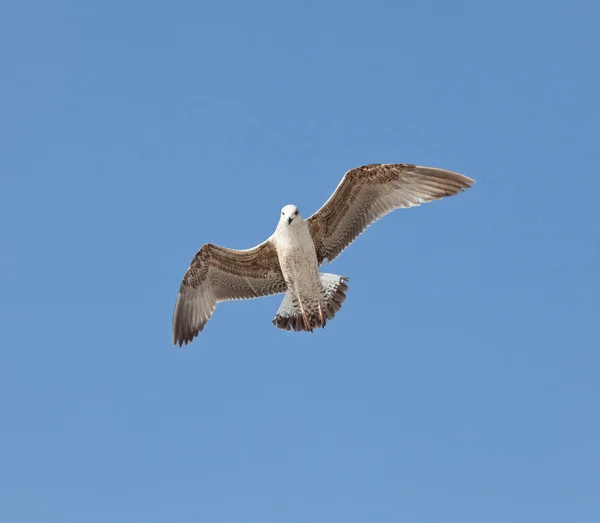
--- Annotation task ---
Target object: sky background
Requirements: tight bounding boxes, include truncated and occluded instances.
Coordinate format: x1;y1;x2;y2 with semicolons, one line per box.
1;1;599;522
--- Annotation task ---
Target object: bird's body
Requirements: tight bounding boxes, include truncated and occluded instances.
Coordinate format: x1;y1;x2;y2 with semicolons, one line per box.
272;206;320;299
172;163;475;346
271;205;346;331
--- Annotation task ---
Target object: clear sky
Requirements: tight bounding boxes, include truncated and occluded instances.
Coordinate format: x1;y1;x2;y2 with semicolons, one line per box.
1;1;599;522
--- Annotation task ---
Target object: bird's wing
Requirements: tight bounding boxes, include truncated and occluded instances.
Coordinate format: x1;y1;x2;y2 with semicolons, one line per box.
172;239;286;346
307;164;474;264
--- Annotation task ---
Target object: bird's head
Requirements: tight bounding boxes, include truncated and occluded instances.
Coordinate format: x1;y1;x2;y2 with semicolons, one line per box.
280;205;302;227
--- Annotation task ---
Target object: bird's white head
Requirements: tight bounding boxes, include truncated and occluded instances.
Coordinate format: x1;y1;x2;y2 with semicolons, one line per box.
279;204;302;227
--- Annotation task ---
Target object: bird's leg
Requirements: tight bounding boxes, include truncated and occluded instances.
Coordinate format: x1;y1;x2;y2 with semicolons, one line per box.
303;311;312;332
318;300;325;328
297;296;312;332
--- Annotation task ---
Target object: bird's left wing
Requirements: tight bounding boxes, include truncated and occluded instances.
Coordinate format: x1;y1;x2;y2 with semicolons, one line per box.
172;239;286;346
307;164;474;264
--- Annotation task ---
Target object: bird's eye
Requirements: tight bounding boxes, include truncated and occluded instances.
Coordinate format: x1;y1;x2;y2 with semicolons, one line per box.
282;212;284;215
295;210;298;215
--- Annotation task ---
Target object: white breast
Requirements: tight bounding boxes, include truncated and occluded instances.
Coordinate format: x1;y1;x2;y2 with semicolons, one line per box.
272;220;320;293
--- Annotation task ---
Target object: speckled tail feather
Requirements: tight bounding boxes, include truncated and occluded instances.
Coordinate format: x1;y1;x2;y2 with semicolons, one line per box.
272;274;349;333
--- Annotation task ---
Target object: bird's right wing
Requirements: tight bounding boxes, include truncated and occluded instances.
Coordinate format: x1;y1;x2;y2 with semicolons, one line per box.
307;164;474;264
172;240;287;346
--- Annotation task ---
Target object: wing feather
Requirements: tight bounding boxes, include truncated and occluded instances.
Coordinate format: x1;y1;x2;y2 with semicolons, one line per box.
307;164;474;264
172;240;286;346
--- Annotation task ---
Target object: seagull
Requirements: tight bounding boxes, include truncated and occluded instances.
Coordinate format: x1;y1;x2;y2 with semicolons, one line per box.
172;163;474;346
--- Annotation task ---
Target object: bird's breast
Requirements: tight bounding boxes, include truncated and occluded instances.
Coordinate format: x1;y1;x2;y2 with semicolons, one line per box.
274;225;319;284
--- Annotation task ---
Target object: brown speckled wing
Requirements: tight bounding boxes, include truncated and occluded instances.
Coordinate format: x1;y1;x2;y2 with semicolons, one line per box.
307;164;474;264
172;240;286;346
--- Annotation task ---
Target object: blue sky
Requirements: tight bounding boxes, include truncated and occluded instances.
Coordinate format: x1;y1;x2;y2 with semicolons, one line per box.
1;1;599;521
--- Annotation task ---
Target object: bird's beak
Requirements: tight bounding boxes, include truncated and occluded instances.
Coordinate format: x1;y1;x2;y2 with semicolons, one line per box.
288;217;293;225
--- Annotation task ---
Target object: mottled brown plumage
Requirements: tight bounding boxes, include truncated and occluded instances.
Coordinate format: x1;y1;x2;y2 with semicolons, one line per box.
172;241;286;346
307;164;474;264
172;163;474;346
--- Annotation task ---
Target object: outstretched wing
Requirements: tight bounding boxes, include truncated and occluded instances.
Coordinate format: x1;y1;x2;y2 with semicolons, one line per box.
307;164;474;264
172;240;286;346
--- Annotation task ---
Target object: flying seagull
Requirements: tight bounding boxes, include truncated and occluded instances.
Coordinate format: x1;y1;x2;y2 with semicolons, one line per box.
172;163;474;346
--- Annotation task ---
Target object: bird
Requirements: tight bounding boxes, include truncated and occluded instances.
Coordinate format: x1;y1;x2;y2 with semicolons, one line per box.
172;163;474;346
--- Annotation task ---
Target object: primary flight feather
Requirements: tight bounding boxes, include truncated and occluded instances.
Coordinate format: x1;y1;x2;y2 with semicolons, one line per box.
172;163;474;346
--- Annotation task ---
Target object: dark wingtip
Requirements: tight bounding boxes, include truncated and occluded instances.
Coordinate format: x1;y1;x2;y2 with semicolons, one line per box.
173;328;200;348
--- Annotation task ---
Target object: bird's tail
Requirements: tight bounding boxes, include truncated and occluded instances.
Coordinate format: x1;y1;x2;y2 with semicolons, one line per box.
272;273;349;332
